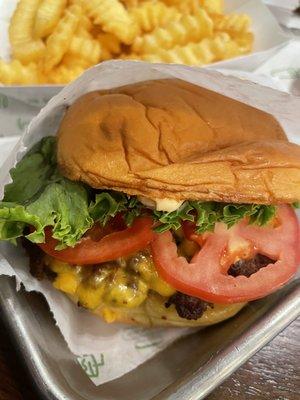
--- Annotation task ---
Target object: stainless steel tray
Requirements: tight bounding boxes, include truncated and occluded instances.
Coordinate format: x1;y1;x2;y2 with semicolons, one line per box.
0;276;299;400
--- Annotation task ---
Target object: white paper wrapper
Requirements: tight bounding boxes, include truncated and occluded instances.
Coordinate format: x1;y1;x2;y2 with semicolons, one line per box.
0;136;18;165
264;0;300;30
255;40;300;96
0;0;290;76
1;61;300;386
0;87;60;137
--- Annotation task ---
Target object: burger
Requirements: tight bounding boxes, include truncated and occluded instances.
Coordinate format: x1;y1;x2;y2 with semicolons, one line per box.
0;79;299;327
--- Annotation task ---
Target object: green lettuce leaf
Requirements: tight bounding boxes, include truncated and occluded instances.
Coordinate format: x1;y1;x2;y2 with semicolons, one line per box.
154;201;276;234
222;204;276;228
89;192;128;226
26;180;93;249
0;202;43;244
248;204;276;226
89;192;143;226
190;201;220;233
0;137;93;248
153;203;194;233
3;137;57;204
124;197;143;226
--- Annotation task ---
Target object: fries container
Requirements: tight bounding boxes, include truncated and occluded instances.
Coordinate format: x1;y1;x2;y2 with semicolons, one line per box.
0;60;300;398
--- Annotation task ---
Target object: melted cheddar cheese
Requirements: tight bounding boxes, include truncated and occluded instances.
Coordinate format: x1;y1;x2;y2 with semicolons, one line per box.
45;251;175;317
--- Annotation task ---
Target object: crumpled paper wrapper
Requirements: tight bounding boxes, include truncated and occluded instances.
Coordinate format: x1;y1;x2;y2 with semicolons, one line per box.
1;61;300;385
255;40;300;96
264;0;300;30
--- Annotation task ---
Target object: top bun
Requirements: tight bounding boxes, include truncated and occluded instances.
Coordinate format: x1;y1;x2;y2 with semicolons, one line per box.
57;79;300;204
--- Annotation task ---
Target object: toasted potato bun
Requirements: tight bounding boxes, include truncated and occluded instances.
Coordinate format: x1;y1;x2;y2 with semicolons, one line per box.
69;292;246;327
57;79;300;204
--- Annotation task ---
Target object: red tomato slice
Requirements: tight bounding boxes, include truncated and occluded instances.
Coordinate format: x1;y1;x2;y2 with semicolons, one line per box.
151;205;299;303
38;216;154;265
86;214;127;241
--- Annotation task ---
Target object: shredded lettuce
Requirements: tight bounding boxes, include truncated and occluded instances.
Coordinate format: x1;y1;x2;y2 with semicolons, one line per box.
0;136;277;248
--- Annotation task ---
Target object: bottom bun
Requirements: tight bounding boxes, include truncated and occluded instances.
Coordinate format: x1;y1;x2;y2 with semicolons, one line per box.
71;292;246;327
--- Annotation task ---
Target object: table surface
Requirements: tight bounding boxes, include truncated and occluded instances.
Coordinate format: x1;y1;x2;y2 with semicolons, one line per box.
0;316;299;400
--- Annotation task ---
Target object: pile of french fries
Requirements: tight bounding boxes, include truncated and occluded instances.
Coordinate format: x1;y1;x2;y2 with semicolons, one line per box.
0;0;254;85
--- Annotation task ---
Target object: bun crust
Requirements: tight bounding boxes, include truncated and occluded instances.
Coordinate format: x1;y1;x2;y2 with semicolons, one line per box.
70;292;246;327
57;79;300;204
